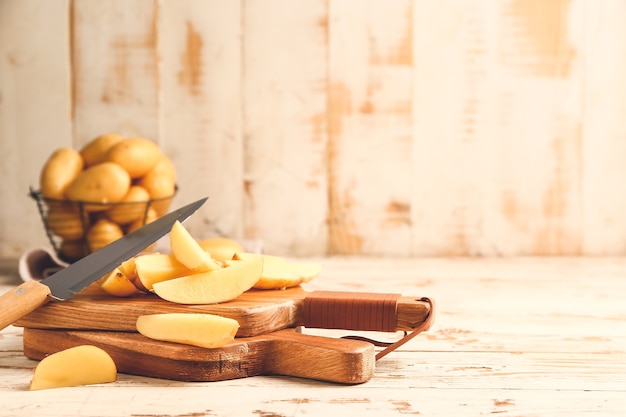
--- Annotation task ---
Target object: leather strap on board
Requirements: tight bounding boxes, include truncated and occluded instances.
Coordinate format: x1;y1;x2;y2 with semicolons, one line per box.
302;291;435;361
302;291;401;332
373;297;435;360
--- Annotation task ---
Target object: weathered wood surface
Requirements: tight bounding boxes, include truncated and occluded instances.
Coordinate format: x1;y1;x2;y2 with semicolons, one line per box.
1;257;625;416
3;1;626;257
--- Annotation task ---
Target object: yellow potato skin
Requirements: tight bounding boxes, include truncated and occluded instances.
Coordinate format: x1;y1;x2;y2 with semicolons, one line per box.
45;204;85;240
146;155;176;183
86;219;124;252
98;268;142;297
80;133;123;168
30;345;117;390
59;239;88;262
66;162;131;205
106;185;150;225
126;206;157;234
106;137;162;179
39;148;84;199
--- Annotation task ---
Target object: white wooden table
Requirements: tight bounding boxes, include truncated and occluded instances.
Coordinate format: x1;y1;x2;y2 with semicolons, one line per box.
1;257;625;416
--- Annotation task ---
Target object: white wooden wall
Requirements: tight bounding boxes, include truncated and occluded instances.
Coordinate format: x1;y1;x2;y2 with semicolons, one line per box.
2;0;626;258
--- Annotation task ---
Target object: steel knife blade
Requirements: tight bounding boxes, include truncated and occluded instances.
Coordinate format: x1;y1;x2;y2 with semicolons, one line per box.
0;197;207;331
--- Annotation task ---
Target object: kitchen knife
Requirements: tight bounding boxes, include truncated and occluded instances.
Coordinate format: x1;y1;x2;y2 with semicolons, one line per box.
0;197;207;331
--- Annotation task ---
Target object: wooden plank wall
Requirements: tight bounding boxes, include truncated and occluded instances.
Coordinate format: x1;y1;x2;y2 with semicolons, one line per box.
2;0;626;258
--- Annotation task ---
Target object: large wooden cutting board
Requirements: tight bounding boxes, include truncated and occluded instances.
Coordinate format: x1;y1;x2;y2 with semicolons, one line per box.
18;285;433;383
23;327;375;384
15;284;431;337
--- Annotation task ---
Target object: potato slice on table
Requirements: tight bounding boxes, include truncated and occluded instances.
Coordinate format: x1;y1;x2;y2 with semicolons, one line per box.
30;345;117;390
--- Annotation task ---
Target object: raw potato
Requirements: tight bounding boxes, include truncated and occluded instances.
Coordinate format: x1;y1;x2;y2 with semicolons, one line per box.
66;162;131;206
39;148;84;199
126;206;158;234
86;219;124;252
232;252;322;289
152;255;263;304
106;185;150;225
98;267;142;297
59;239;88;262
36;134;178;262
106;137;162;179
118;257;148;292
135;253;192;290
136;313;239;348
30;345;117;390
142;154;176;184
170;221;221;272
198;238;245;262
45;204;85;240
136;155;176;215
80;133;123;167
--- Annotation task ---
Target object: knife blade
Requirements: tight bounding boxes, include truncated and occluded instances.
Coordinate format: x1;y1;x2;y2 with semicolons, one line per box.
0;197;207;331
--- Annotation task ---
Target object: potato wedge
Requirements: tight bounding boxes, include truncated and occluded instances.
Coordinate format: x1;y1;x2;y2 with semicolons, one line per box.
135;253;192;290
152;255;263;304
170;221;221;272
30;345;116;390
136;313;239;348
232;252;322;289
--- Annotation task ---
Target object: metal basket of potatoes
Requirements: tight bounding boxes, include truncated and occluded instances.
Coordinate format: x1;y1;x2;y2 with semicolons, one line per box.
32;134;177;263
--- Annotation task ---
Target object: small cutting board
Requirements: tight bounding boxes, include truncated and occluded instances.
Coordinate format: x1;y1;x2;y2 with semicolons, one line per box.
15;284;431;337
23;327;376;384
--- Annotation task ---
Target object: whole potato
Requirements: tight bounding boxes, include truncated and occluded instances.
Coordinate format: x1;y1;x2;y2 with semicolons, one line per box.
137;174;175;217
144;155;176;183
86;219;124;252
80;133;123;168
46;204;85;240
126;206;158;234
106;137;162;179
106;185;150;225
126;207;159;252
66;162;131;208
59;239;88;262
39;148;84;199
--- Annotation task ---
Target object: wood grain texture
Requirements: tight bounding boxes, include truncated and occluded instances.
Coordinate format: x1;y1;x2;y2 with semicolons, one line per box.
3;0;626;257
2;256;625;416
0;0;72;257
71;0;160;144
22;327;375;383
14;285;431;336
159;0;244;237
242;0;329;255
327;0;414;255
0;280;50;331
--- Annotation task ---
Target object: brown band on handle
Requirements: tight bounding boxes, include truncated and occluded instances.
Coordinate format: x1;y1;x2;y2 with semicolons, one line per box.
302;291;401;332
374;297;435;361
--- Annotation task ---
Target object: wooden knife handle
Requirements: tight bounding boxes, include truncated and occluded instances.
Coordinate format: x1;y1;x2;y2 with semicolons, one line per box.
0;281;51;331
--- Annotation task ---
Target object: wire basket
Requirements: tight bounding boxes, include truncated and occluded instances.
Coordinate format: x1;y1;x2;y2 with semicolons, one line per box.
30;187;176;263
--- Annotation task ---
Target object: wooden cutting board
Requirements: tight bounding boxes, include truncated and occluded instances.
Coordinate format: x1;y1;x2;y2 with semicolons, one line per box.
23;327;375;384
15;284;431;337
18;285;433;383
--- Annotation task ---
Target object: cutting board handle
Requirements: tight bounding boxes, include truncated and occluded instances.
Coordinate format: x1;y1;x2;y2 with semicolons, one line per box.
264;329;375;384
